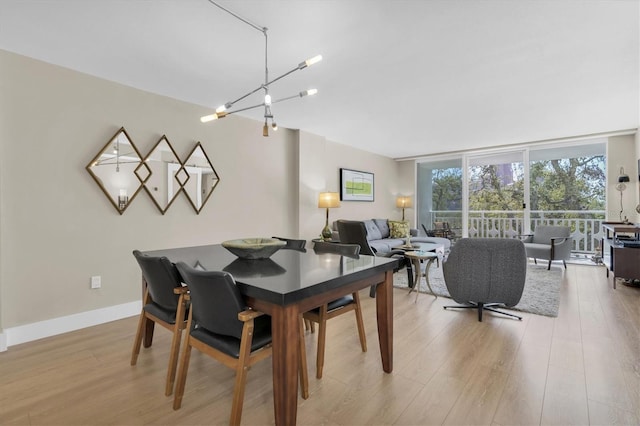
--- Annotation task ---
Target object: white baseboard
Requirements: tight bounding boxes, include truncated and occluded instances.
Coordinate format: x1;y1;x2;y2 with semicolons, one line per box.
3;301;141;350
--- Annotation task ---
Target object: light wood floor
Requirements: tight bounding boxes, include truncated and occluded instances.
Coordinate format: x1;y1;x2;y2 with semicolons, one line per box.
1;264;638;425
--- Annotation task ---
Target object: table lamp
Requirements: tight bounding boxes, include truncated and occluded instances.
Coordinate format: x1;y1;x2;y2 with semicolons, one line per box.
318;192;340;240
396;196;412;221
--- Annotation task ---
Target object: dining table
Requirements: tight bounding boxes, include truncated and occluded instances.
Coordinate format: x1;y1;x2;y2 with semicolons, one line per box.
141;243;399;425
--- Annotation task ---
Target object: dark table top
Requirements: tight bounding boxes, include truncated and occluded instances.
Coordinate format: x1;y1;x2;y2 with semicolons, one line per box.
143;244;399;306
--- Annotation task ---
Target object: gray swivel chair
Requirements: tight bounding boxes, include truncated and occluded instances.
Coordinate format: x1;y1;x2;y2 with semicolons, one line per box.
336;220;413;296
520;225;572;270
442;238;527;321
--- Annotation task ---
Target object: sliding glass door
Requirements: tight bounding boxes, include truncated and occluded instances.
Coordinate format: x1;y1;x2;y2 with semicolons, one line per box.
467;151;527;238
416;139;606;253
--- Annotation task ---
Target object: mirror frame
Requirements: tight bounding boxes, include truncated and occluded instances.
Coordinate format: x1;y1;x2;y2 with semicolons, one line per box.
139;135;184;214
86;127;144;215
180;141;220;214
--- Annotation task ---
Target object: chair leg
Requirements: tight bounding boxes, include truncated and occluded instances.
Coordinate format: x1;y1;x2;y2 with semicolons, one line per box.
547;259;552;270
130;310;147;366
316;305;328;379
172;340;192;410
299;316;309;399
563;260;567;269
306;319;315;333
352;292;367;352
230;321;255;426
406;263;414;289
164;322;183;396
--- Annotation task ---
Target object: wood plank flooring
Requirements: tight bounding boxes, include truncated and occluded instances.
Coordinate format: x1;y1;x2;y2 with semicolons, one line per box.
0;264;638;425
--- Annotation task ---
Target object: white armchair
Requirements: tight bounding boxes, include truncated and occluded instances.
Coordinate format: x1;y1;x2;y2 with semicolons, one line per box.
521;225;572;270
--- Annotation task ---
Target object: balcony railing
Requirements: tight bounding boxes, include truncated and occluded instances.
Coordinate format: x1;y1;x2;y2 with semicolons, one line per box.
425;210;606;253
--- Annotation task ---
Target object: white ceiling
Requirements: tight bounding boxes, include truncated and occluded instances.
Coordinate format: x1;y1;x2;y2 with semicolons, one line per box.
1;0;638;159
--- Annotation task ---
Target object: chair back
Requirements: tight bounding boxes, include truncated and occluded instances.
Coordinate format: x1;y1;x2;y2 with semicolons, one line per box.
272;236;307;251
175;262;246;339
532;225;571;244
133;250;182;311
313;241;361;258
336;220;376;256
443;238;526;307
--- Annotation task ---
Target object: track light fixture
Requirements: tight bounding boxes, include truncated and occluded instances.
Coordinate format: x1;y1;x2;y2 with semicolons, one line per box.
201;1;321;136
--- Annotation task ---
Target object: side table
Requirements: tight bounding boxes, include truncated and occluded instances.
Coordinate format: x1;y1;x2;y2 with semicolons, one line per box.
404;251;439;302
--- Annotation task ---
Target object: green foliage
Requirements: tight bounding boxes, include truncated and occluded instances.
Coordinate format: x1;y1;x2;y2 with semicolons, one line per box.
432;168;462;210
430;156;605;213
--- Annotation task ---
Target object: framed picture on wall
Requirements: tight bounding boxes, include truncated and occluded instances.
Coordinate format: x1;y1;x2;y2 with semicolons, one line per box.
340;168;374;201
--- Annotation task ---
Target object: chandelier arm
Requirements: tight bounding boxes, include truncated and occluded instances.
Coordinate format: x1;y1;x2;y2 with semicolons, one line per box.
227;102;266;115
207;1;265;34
226;84;267;108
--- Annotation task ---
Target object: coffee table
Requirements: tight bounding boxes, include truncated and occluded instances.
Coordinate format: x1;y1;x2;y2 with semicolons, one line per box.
404;250;440;302
392;242;445;256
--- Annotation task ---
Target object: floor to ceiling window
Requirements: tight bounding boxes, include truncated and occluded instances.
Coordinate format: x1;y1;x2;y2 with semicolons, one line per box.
417;140;606;254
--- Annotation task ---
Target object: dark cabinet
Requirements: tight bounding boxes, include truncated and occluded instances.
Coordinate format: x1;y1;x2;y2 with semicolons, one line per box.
601;223;640;287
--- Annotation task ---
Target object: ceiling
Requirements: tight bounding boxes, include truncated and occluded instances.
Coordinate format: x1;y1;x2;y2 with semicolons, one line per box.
1;0;638;159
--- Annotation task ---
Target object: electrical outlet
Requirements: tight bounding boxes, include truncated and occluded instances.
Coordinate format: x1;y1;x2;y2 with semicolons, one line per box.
90;276;101;289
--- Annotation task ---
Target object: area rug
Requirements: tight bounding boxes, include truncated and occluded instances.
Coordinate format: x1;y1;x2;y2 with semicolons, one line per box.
393;261;562;317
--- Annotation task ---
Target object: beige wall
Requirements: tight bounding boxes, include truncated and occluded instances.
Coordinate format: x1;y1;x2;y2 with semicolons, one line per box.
606;135;638;222
0;50;404;337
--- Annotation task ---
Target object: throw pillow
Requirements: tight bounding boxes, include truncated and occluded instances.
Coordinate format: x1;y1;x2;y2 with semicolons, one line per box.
363;219;382;240
389;220;410;238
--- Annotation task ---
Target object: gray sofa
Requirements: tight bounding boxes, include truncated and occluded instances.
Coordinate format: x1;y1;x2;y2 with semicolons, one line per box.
332;218;451;254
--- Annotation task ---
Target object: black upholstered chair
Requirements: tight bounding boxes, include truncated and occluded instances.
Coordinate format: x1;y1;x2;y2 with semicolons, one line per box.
442;238;527;321
305;241;365;379
272;236;307;252
131;250;189;396
336;220;412;296
173;262;308;424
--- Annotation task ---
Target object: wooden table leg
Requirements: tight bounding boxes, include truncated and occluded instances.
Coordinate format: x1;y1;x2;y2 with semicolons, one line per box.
270;303;300;426
376;270;394;373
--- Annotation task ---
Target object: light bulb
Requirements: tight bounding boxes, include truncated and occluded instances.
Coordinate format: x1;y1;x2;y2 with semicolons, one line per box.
300;88;318;97
215;105;226;113
200;111;227;123
272;122;278;131
263;122;269;137
265;94;272;105
305;55;322;67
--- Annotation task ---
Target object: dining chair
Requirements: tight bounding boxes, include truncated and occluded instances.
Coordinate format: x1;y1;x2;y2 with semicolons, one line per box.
272;236;307;251
173;262;308;425
336;219;412;296
305;241;366;379
131;250;189;396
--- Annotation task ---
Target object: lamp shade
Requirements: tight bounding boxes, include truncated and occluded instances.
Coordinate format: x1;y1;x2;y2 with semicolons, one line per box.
618;167;630;183
396;196;413;209
318;192;340;208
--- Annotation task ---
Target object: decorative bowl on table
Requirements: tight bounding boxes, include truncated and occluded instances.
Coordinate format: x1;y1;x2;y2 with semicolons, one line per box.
221;238;286;260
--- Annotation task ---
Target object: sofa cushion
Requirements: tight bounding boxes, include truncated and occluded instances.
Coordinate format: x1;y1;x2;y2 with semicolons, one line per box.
389;220;410;238
363;220;382;241
370;239;404;254
373;219;390;239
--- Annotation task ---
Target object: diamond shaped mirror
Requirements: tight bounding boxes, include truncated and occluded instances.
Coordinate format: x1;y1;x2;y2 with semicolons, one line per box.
139;135;183;214
180;142;220;214
86;127;143;214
